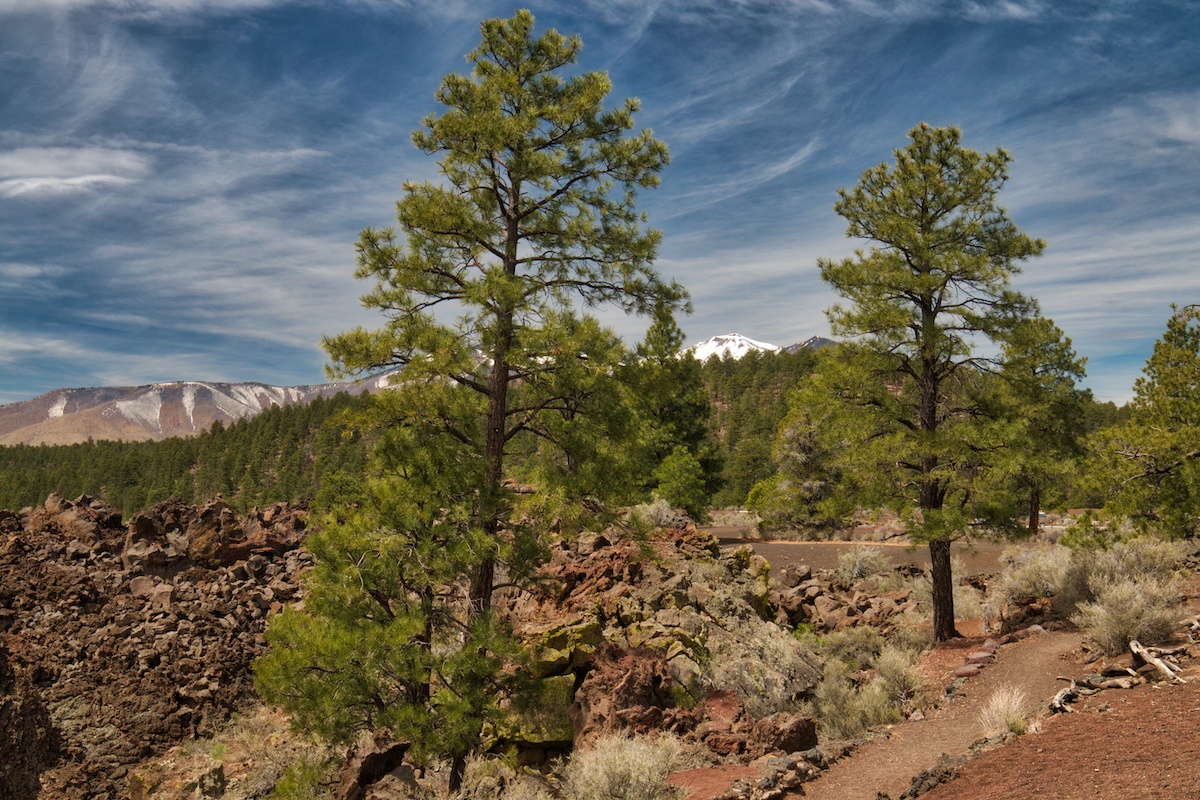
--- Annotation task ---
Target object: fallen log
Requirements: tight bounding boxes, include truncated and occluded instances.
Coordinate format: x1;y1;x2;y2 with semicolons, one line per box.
1130;640;1187;684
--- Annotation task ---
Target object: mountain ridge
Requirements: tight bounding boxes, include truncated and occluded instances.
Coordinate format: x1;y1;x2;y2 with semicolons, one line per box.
2;333;835;446
0;372;399;447
689;332;833;361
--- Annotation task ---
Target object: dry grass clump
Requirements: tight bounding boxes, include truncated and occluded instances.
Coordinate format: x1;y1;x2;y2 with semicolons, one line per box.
977;684;1029;736
561;734;684;800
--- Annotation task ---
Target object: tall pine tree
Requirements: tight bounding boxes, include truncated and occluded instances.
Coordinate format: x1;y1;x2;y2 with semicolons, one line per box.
810;124;1064;641
257;11;685;790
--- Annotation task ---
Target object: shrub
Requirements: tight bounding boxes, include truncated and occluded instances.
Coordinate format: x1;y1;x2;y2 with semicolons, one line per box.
808;660;900;740
818;626;884;671
1093;538;1189;584
872;645;927;711
983;545;1072;625
462;755;557;800
886;619;934;660
807;637;925;740
692;557;822;718
628;497;678;528
268;753;338;800
499;778;557;800
984;537;1189;628
834;544;892;585
562;734;684;800
1072;577;1183;655
704;625;819;718
905;557;984;624
976;685;1029;736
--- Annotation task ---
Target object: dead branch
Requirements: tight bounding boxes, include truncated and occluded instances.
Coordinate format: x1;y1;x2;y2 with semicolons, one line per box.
1130;639;1187;684
1050;677;1080;713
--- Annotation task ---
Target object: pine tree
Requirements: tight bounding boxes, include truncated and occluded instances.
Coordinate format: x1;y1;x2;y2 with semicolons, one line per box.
811;123;1063;640
1096;304;1200;536
259;11;684;791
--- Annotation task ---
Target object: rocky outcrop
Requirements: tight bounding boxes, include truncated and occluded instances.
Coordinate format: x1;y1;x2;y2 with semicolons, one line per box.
0;637;61;800
499;523;824;765
769;562;922;634
0;494;310;799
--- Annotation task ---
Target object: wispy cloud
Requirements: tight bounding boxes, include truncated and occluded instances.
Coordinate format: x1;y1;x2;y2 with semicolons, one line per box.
962;0;1046;21
0;145;150;197
0;0;1195;406
663;138;822;217
0;0;280;14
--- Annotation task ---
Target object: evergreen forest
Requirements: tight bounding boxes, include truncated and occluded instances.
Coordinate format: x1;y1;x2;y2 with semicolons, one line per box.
0;349;1131;524
0;393;370;516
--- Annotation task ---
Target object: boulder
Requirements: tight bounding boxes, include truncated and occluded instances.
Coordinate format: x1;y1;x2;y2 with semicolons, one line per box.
569;644;695;747
752;712;818;754
1;496;310;798
0;638;61;800
336;735;411;800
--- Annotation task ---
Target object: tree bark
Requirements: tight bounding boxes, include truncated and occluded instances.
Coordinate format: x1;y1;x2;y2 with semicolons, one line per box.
929;538;960;641
450;754;466;794
1028;487;1040;535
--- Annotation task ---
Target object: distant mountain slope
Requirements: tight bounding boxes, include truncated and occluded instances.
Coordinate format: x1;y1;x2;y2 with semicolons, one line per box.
0;372;398;446
784;336;836;353
690;333;835;362
690;333;782;362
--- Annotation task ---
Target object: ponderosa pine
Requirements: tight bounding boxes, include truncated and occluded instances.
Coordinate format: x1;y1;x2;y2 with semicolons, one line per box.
257;10;685;791
811;123;1066;641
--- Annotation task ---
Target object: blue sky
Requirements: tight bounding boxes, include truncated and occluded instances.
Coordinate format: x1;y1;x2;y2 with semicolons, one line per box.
1;0;1196;405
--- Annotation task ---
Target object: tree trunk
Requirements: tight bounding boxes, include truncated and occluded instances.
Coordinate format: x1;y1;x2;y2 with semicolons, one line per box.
449;754;466;795
471;306;513;621
929;538;959;641
1027;487;1040;535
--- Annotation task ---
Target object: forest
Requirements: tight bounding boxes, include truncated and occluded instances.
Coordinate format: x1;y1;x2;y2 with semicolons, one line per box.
0;392;369;516
0;343;1138;526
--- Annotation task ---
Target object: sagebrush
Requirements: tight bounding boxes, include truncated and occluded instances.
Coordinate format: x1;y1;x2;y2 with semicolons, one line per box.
562;734;684;800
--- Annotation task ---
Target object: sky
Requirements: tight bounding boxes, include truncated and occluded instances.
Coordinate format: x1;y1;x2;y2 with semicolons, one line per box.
1;0;1196;406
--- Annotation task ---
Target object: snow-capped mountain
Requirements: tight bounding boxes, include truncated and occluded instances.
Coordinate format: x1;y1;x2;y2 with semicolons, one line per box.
689;333;782;362
784;336;836;353
0;370;402;447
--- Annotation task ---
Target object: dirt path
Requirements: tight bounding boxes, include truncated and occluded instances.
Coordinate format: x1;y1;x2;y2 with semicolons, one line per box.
710;532;1015;575
794;627;1083;800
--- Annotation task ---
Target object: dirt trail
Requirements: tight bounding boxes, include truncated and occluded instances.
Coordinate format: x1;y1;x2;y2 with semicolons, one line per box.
793;627;1083;800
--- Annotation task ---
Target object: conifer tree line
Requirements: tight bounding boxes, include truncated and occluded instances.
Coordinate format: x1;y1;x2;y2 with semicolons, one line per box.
0;393;370;515
0;340;1129;524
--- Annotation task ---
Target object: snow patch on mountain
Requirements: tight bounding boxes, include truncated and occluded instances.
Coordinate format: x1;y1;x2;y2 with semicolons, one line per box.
690;333;781;362
211;385;265;420
48;395;67;419
116;390;163;431
182;384;198;430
